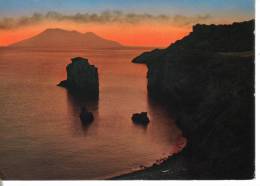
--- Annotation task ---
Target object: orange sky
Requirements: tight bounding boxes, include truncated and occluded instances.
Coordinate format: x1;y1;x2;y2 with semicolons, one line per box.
0;14;253;47
0;21;191;47
0;0;254;47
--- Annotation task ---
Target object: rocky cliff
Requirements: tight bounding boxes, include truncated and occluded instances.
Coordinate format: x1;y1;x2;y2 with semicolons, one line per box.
132;20;255;179
58;57;99;99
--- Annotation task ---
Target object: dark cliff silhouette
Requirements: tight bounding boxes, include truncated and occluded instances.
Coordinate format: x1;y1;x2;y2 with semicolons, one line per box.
9;28;123;49
126;20;254;179
133;20;254;64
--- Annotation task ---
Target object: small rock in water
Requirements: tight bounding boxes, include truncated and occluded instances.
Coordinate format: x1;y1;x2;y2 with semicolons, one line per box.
80;107;94;124
132;112;150;124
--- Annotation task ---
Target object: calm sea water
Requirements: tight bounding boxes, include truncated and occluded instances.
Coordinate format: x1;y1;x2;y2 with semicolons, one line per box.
0;48;185;179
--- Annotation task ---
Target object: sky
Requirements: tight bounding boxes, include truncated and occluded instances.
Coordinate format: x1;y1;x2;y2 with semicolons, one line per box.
0;0;255;47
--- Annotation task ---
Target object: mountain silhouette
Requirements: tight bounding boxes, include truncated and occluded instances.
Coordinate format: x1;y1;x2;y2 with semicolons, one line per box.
9;28;123;49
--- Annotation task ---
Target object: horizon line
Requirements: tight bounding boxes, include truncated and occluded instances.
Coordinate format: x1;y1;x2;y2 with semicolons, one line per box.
0;27;173;48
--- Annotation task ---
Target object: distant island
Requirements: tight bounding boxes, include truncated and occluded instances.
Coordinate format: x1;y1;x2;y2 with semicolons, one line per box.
9;28;124;49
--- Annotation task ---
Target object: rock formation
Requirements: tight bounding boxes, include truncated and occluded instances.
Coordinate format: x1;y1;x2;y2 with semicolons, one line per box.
132;20;255;179
133;20;254;65
132;112;150;125
80;107;94;124
58;57;99;99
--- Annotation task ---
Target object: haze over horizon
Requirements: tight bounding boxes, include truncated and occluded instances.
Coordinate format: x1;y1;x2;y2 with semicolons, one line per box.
0;0;255;47
9;28;126;48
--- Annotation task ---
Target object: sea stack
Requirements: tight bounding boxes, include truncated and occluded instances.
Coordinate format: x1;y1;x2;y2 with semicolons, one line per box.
58;57;99;99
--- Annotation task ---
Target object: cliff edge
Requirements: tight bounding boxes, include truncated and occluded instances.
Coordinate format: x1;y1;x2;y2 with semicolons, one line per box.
130;20;255;179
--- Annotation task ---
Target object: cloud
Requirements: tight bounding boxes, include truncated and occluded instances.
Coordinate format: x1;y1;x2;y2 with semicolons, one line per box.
0;11;211;30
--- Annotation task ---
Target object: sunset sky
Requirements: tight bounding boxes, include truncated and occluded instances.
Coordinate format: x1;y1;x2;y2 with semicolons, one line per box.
0;0;255;47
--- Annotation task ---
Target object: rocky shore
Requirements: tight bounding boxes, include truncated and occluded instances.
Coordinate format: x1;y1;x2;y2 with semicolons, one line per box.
116;20;255;179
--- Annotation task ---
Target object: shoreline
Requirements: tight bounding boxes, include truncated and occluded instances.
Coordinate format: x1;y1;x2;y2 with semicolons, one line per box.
121;20;255;180
111;149;191;180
